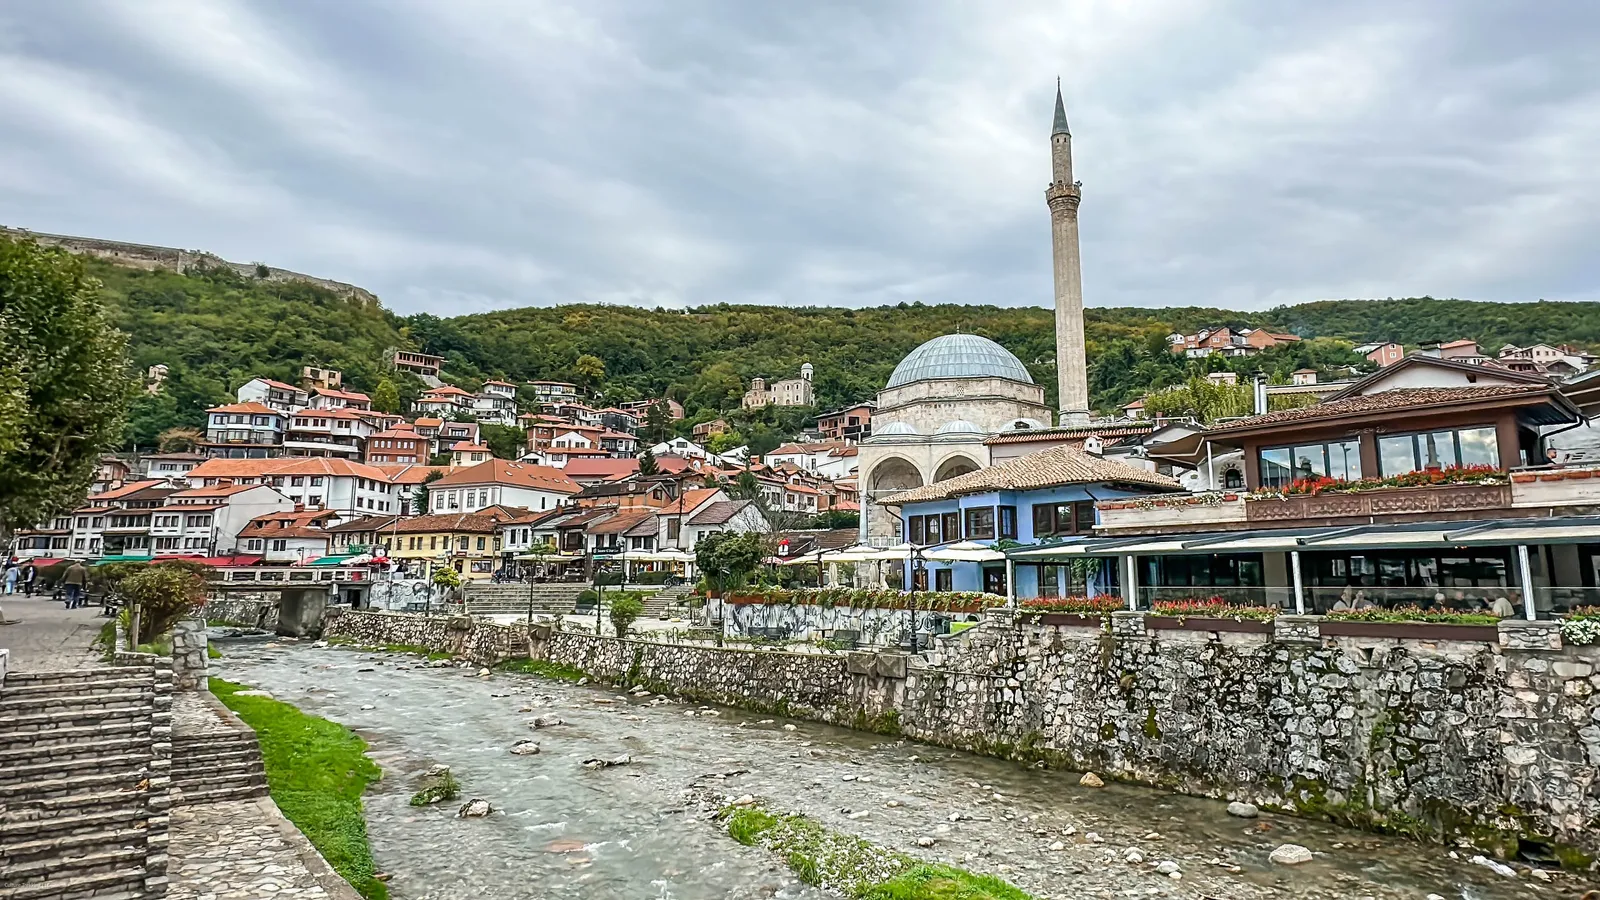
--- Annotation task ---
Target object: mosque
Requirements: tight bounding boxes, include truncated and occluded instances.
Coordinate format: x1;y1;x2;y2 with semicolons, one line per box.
859;85;1092;542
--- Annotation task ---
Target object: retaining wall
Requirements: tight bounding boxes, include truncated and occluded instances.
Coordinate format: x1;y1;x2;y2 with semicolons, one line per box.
320;607;1600;868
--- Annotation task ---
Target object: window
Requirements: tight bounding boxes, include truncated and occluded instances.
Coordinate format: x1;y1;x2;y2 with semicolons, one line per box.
270;539;287;552
310;477;324;487
430;536;438;550
247;539;263;551
458;536;469;550
291;476;305;487
998;506;1017;540
74;538;86;551
963;507;996;540
1258;439;1362;488
908;516;926;545
1223;468;1244;490
1032;500;1097;537
308;496;322;507
935;569;953;591
1378;426;1500;476
1039;565;1059;598
476;537;486;551
155;537;179;550
668;519;681;541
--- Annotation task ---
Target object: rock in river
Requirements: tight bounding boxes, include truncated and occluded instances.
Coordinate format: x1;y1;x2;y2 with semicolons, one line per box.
510;740;541;756
1078;772;1105;788
457;799;493;818
1269;844;1313;866
1226;801;1260;818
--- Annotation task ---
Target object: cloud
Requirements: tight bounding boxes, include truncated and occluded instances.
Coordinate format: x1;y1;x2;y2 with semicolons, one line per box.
1;0;1597;314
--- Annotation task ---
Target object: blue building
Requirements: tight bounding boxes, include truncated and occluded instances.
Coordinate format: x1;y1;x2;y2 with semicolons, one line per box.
881;444;1180;598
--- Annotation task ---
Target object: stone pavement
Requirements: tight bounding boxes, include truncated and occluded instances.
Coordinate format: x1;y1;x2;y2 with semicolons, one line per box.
168;797;363;900
0;592;106;671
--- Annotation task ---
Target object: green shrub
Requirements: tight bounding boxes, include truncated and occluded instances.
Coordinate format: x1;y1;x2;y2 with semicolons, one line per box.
610;595;645;638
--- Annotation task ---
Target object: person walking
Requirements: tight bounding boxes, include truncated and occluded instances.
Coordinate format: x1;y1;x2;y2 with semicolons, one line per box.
3;563;17;595
62;560;90;609
20;561;36;596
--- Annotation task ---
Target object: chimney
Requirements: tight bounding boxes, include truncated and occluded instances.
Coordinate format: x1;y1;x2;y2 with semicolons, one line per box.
1419;341;1442;358
1253;375;1268;415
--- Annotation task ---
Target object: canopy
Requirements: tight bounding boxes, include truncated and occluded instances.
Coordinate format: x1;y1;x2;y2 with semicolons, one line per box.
310;555;355;567
91;555;154;566
620;549;695;562
923;541;1006;563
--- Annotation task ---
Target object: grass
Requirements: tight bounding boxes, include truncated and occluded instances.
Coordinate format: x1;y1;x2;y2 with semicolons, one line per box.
211;678;388;900
721;806;1033;900
408;770;460;807
494;657;586;681
207;644;222;659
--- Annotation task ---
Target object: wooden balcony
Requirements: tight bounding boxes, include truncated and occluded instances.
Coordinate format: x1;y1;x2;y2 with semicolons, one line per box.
1244;483;1512;524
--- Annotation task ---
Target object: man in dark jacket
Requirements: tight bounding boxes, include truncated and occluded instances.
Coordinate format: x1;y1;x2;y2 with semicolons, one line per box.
62;560;90;609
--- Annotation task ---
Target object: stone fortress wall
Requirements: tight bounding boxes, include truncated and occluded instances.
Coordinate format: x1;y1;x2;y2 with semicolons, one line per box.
1;225;380;306
321;607;1600;868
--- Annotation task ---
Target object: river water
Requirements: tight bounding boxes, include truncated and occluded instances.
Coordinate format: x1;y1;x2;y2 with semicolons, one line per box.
215;639;1576;900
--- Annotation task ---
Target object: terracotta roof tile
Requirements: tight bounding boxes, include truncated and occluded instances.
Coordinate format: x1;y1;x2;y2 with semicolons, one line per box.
188;457;393;482
882;444;1180;504
687;500;758;526
983;422;1154;446
391;513;503;534
1209;385;1550;433
206;402;281;416
428;458;579;494
587;509;656;535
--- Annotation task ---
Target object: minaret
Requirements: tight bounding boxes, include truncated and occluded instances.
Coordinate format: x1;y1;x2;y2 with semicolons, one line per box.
1048;80;1091;426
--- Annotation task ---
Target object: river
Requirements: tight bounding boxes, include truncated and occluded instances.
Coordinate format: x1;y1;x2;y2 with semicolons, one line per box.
214;638;1572;900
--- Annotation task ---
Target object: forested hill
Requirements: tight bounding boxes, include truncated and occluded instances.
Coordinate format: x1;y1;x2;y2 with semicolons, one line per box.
57;248;1600;446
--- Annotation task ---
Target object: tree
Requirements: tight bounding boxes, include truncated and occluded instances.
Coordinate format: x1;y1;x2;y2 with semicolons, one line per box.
0;237;135;539
637;447;659;476
157;427;203;453
371;377;401;414
694;531;767;597
481;424;527;460
118;562;209;643
707;430;745;454
811;509;859;530
727;470;763;502
644;401;670;444
571;354;606;391
609;595;644;638
413;469;446;514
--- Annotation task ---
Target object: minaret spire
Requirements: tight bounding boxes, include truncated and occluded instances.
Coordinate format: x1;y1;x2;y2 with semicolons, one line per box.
1047;83;1090;426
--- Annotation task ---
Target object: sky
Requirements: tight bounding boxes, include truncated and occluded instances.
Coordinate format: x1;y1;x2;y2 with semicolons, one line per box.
3;1;1598;316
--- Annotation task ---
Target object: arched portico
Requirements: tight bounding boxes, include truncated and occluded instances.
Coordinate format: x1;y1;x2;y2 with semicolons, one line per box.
933;453;981;482
863;456;926;542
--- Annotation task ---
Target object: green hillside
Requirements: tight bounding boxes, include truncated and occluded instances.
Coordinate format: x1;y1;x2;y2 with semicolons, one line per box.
47;244;1600;445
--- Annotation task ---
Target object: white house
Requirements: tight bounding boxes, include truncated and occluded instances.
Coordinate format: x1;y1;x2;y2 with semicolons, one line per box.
235;377;309;414
427;459;580;516
186;458;400;517
649;437;710;461
309;388;373;411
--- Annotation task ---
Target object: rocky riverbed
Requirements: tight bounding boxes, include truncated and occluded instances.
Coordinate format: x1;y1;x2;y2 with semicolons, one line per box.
214;638;1582;900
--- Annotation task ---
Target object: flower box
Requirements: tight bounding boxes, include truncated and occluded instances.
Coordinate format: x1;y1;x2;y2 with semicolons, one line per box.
1145;615;1273;634
1318;620;1497;642
1511;473;1537;483
1029;612;1106;628
1538;473;1564;482
1566;470;1593;480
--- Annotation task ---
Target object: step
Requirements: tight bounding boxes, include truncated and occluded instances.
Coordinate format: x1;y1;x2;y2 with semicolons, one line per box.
0;846;147;883
0;722;147;752
0;825;149;864
0;674;154;694
3;668;152;687
0;772;145;805
175;784;266;805
0;706;151;735
0;865;146;900
170;747;260;771
0;789;147;823
0;689;154;714
0;807;147;843
0;754;149;785
0;736;150;768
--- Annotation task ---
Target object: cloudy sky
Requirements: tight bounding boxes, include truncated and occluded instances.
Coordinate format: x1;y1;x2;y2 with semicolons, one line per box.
3;1;1597;315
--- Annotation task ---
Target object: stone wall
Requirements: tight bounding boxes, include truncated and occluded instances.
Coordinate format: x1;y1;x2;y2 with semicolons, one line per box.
204;598;280;630
171;617;209;692
320;607;1600;867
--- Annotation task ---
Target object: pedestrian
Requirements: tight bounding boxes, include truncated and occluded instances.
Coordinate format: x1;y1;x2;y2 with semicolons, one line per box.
62;560;90;609
20;561;36;596
2;563;17;595
1491;595;1517;618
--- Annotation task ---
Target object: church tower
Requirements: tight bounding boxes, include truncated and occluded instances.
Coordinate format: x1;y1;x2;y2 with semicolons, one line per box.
1048;81;1091;426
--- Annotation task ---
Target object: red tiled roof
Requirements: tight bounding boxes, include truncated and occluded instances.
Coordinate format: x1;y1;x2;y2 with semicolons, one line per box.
292;408;368;421
429;458;579;494
391;513;502;535
372;464;454;485
451;442;491;452
883;444;1180;504
1209;385;1552;433
660;487;722;516
423;385;475;397
587;509;656;535
253;378;301;392
315;388;371;402
413;417;444;427
96;480;169;500
170;483;260;498
188;457;392;482
983;423;1155;446
206;402;281;416
560;458;639;480
687;500;758;526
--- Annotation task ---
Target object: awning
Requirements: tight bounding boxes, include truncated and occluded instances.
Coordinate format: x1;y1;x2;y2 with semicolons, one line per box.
310;555;355;566
620;549;694;562
91;555;154;566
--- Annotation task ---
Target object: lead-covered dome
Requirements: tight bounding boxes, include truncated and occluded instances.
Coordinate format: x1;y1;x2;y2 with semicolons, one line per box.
886;334;1033;389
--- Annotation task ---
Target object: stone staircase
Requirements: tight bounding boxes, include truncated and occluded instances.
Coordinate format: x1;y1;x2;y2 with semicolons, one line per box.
464;583;585;617
0;665;171;900
642;583;694;619
169;696;267;807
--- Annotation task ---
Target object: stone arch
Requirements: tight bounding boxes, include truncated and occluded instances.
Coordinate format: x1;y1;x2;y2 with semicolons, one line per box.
864;456;926;543
933;453;981;482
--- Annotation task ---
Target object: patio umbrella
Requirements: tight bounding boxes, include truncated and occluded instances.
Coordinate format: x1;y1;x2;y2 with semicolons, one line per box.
922;541;1006;563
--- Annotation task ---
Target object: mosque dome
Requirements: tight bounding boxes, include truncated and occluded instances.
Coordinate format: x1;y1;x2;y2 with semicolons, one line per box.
934;420;985;436
886;334;1034;389
873;421;921;436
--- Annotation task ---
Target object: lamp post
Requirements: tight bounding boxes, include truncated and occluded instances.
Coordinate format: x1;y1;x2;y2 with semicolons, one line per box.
908;546;926;652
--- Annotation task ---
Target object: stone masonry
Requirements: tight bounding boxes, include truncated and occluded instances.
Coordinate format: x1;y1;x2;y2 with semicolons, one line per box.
322;607;1600;869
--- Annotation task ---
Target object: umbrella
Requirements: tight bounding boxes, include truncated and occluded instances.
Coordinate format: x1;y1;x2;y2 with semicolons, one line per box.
922;540;1005;563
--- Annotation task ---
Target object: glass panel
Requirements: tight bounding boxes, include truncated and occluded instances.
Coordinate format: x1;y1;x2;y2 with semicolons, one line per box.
1073;500;1096;533
1329;440;1362;480
965;508;995;540
1378;435;1415;475
1291;445;1328;481
1259;447;1294;488
935;569;952;591
1039;565;1059;598
998;507;1017;540
925;516;941;545
942;513;960;541
1457;426;1499;468
1422;431;1456;470
1032;504;1053;537
908;516;925;545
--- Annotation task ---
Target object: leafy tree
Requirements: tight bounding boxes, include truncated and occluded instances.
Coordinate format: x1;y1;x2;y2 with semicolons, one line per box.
707;430;745;454
413;469;446;514
571;354;606;390
608;595;644;638
810;509;860;530
637;447;659;476
157;427;203;452
481;424;527;460
0;237;135;539
371;377;401;414
118;562;209;643
728;470;763;502
431;566;462;595
644;401;671;444
694;531;767;597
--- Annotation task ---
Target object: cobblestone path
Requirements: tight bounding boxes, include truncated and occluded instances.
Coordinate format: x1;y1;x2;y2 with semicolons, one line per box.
168;798;357;900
